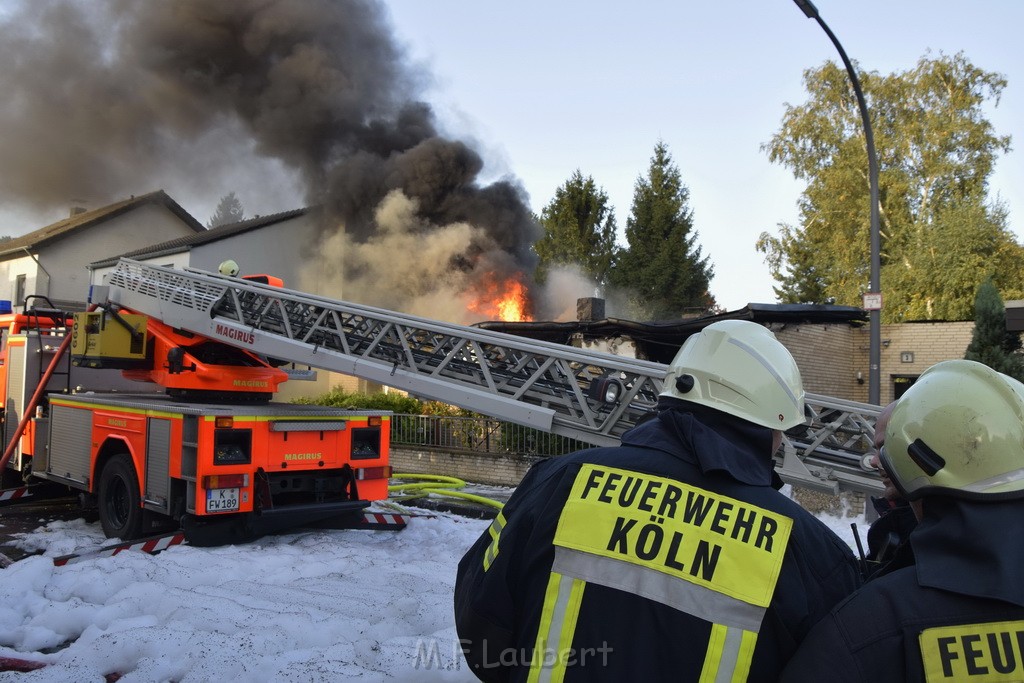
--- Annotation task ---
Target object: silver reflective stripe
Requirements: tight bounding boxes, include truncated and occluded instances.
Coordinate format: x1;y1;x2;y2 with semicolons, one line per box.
714;626;744;683
963;466;1024;493
728;335;800;408
552;546;766;633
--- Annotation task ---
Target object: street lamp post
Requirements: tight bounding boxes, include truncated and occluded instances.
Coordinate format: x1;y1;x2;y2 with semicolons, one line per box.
792;0;882;405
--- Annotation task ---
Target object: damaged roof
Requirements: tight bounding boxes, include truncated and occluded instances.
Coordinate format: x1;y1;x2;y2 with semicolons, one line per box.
477;303;867;364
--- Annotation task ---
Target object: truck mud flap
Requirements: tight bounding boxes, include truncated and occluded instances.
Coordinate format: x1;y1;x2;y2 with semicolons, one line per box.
304;511;411;531
181;500;371;546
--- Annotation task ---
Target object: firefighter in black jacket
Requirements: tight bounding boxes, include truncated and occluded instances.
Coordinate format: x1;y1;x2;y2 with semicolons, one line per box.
454;320;862;682
781;359;1024;682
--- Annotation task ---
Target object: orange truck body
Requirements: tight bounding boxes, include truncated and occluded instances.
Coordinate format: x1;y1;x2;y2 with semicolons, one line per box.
0;305;392;543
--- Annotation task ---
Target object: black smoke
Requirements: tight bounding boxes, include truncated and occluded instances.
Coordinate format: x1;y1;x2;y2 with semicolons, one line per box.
0;0;542;319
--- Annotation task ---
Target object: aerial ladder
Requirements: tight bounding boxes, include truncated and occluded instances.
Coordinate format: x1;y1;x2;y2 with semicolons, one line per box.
102;258;883;498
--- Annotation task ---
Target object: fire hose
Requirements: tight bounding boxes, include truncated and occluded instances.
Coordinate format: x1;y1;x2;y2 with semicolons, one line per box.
387;473;505;510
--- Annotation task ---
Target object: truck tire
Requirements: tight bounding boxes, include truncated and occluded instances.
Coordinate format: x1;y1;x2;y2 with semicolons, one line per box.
98;453;144;540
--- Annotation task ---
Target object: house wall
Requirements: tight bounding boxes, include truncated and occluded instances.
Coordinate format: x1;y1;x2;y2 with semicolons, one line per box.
0;255;38;310
851;321;975;404
15;203;199;310
771;324;859;399
187;214;323;290
771;321;978;404
90;213;324;291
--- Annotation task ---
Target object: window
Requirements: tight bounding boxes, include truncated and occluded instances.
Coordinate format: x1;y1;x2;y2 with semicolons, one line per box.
14;274;25;307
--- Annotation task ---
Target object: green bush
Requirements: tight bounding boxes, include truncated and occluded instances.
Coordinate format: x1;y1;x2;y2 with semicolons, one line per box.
292;388;424;414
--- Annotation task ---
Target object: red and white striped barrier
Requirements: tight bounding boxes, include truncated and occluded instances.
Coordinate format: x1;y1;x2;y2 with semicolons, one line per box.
0;486;32;505
360;512;410;528
52;532;187;566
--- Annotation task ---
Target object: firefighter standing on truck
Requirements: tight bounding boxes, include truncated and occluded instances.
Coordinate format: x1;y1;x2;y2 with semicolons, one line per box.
781;359;1024;682
454;320;862;682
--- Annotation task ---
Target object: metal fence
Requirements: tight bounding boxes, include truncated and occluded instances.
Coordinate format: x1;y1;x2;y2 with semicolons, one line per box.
390;414;594;458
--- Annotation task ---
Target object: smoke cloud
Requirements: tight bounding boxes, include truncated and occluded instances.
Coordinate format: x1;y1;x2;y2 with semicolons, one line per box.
0;0;546;321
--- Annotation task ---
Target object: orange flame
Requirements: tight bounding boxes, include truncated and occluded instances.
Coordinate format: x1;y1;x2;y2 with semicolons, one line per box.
466;272;532;322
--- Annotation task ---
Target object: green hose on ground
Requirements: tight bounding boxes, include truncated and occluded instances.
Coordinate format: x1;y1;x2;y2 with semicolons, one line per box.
388;473;505;510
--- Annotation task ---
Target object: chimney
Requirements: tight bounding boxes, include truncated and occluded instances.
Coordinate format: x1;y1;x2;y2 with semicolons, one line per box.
577;297;605;322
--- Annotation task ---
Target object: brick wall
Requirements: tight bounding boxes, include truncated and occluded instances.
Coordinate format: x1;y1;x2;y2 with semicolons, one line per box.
772;324;858;398
390;447;543;487
853;321;974;404
774;320;974;404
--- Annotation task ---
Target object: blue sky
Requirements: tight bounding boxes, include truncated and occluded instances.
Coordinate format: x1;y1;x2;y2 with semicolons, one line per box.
383;0;1024;310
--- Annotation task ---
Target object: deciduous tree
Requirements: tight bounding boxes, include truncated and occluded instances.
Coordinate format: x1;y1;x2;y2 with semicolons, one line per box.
758;53;1021;321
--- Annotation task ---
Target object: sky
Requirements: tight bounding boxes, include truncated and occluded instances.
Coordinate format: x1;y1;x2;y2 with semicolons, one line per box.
0;488;865;681
0;1;1020;314
380;0;1024;310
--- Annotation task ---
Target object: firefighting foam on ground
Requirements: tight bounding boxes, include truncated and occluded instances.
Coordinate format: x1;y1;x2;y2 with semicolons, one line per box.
0;498;865;681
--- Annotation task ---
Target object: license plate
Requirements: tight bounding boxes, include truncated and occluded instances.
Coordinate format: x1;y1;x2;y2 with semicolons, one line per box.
206;488;239;513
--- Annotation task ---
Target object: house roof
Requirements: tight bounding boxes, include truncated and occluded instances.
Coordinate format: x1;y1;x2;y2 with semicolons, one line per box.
477;303;868;364
0;190;205;261
89;206;313;268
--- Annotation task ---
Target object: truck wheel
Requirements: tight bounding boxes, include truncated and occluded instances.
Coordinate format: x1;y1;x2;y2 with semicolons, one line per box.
98;453;143;540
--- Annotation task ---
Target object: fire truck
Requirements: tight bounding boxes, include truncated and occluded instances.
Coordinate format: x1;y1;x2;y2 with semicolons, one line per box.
1;258;883;547
0;274;392;546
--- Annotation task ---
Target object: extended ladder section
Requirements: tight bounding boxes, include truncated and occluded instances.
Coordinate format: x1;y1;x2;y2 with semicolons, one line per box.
100;258;882;496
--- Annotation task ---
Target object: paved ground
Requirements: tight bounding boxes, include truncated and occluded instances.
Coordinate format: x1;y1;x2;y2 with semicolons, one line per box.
0;493;87;565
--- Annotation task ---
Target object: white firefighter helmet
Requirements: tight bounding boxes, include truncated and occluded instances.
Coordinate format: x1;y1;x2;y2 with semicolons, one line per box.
881;359;1024;501
218;259;240;277
660;320;805;430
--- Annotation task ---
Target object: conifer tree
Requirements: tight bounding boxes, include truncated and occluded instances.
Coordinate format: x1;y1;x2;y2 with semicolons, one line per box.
964;278;1024;380
533;170;618;285
207;192;245;228
610;141;714;319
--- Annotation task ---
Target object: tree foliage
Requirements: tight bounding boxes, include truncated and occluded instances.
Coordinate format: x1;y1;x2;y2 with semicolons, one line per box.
610;141;715;319
533;170;618;285
964;278;1024;380
757;53;1021;321
207;192;245;228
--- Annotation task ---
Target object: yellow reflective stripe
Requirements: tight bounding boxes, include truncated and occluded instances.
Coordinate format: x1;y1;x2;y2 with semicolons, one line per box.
919;620;1024;682
700;624;758;683
482;512;506;572
527;572;587;683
